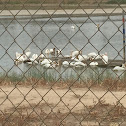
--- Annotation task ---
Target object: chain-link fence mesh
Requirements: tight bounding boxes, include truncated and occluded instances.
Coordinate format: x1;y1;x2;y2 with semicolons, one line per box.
1;0;126;125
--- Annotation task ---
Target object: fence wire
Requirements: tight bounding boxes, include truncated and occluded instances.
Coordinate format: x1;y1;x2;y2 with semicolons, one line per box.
0;0;126;126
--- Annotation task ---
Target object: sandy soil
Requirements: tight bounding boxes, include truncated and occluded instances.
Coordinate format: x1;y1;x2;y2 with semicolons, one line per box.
0;85;126;111
0;85;126;125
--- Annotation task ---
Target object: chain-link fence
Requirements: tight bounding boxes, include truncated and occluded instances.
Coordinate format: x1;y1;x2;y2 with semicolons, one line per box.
1;0;126;125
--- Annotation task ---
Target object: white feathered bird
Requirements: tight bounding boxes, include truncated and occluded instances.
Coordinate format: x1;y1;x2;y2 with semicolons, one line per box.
25;49;31;58
56;49;62;57
71;50;82;58
38;54;44;59
15;52;29;62
101;53;108;64
78;55;89;61
40;59;52;65
45;49;50;57
30;54;38;62
62;61;69;67
26;54;38;65
113;64;126;71
88;52;97;60
113;66;125;71
43;61;60;69
74;61;87;67
90;62;98;66
50;48;55;56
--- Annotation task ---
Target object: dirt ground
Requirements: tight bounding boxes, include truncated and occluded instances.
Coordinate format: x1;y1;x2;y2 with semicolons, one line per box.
0;85;126;126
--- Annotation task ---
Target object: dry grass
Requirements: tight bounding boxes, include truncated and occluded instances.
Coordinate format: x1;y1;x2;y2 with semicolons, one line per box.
0;76;126;91
0;100;126;126
1;0;109;4
0;0;115;10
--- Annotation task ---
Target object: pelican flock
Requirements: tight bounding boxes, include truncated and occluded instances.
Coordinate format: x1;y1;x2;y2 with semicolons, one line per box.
14;48;117;70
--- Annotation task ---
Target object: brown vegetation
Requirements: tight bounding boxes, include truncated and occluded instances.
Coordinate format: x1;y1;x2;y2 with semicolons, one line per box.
1;0;109;4
0;0;114;10
0;99;126;126
1;77;126;91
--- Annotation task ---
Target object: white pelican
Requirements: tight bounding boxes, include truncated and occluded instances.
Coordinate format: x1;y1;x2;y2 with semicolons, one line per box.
45;49;50;58
113;66;125;71
50;48;55;56
45;48;55;57
43;63;53;69
88;52;102;60
70;61;76;67
56;49;62;57
38;54;45;59
15;52;21;59
14;58;22;65
40;59;52;65
15;49;31;61
15;52;28;62
71;57;80;62
101;53;108;64
25;49;31;58
62;61;69;67
32;54;38;60
89;62;98;66
88;52;97;60
74;61;87;67
27;54;38;65
64;55;69;57
43;61;60;69
95;54;102;60
113;64;126;71
71;50;82;58
78;55;89;62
